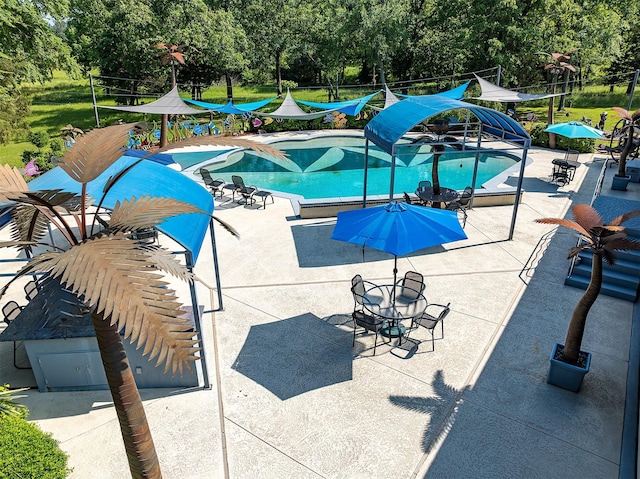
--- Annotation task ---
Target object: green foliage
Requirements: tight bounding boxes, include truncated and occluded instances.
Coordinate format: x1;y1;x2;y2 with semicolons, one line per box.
529;124;549;148
29;131;51;150
0;386;70;478
281;80;298;91
556;136;596;154
0;414;71;479
0;386;27;418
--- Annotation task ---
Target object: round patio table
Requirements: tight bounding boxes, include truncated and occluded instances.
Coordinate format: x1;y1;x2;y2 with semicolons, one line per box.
362;284;427;339
415;186;460;205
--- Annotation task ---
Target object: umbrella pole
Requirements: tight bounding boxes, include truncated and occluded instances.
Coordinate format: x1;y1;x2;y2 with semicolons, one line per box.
392;255;398;302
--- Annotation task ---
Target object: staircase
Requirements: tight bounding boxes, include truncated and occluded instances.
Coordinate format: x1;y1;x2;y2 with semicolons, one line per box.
564;196;640;302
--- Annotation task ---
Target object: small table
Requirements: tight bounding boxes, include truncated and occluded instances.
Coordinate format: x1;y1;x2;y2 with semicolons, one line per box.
415;186;460;205
362;284;427;339
551;158;580;183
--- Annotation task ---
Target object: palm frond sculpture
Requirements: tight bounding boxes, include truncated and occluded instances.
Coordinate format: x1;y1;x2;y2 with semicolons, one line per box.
0;123;284;479
536;204;640;364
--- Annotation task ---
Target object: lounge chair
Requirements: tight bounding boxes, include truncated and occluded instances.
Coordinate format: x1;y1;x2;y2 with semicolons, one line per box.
231;175;274;208
445;186;473;227
199;168;226;198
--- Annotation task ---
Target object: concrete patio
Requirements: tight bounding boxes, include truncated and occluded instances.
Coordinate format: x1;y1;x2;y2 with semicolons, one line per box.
0;144;637;478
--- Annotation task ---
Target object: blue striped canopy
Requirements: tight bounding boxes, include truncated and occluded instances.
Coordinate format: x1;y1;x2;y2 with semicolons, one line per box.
364;95;530;154
28;155;213;262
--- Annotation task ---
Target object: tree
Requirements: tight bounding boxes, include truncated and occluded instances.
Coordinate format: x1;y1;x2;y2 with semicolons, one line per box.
537;52;576;126
0;0;77;143
0;124;286;478
536;204;640;364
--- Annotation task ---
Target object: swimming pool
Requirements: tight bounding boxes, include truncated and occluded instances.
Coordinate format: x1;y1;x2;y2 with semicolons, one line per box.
176;134;519;200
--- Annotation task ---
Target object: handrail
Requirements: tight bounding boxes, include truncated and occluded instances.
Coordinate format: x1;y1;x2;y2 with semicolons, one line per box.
519;227;557;284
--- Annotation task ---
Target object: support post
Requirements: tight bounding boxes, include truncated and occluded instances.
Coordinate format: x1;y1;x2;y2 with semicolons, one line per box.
90;74;100;128
627;69;639;112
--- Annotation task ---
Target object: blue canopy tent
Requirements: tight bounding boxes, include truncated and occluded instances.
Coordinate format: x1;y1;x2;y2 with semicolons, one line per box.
363;95;531;239
185;97;278;115
396;81;471;101
296;91;382;116
28;155;225;388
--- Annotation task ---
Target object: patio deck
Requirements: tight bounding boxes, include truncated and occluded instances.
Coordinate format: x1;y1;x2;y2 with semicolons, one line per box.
0;145;637;478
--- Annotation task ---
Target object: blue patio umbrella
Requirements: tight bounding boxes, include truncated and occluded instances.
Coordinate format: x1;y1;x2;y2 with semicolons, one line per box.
331;201;468;285
544;121;604;139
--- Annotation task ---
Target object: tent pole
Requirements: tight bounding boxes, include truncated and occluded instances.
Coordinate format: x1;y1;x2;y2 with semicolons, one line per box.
363;140;369;208
89;74;100;128
186;251;210;390
389;145;397;200
509;142;530;240
209;218;224;311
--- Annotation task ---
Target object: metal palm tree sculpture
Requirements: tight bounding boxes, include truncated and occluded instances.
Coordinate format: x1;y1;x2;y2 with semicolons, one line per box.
0;123;285;479
611;107;640;178
536;204;640;364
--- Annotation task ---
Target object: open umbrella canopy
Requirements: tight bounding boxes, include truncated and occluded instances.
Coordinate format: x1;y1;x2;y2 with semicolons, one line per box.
331;201;467;257
544;121;604;139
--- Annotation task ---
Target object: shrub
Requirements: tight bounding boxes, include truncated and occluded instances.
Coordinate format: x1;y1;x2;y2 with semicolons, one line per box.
529;124;549;148
28;131;50;150
0;414;71;479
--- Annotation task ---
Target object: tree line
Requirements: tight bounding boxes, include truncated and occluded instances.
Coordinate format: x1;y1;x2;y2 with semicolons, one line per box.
0;0;638;143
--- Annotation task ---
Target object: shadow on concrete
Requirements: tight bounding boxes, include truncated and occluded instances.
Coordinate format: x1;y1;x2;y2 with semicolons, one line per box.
389;370;469;452
231;313;354;400
290;221;445;268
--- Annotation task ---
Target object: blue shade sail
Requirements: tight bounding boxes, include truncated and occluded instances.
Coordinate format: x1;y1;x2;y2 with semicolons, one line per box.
28;155;213;262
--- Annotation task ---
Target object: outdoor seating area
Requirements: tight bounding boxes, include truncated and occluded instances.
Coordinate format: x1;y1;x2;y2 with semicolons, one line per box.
350;272;447;355
550;151;581;185
199;169;274;208
0;143;637;478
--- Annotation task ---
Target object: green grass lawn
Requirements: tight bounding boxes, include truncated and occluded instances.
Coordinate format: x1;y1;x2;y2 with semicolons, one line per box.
2;74;638;166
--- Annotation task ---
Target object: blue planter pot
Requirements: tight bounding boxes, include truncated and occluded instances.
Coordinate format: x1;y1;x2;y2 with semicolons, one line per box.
548;343;591;392
611;174;631;191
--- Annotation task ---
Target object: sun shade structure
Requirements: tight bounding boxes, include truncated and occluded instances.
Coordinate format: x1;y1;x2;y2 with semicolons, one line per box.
397;81;471;101
98;86;209;115
254;90;341;120
473;74;564;103
296;91;382;116
331;201;467;285
27;154;223;388
363;94;531;239
185;97;279;115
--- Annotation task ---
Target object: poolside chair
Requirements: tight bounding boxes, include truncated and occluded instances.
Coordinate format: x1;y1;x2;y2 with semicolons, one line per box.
351;274;379;313
403;192;413;204
2;300;30;369
352;310;386;355
230;175;256;204
24;280;39;301
407;302;450;351
244;187;274;209
416;181;432;206
396;271;425;302
445;186;473;227
199;168;226;198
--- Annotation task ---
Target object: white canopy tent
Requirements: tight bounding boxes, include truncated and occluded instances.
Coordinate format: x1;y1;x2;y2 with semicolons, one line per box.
98;86;209;115
473;74;564;103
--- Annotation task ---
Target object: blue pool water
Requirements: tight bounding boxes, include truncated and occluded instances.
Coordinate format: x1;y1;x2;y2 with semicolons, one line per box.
173;135;519;199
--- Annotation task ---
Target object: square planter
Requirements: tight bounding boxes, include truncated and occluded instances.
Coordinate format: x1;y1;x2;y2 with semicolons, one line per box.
548;342;591;392
611;174;631;191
